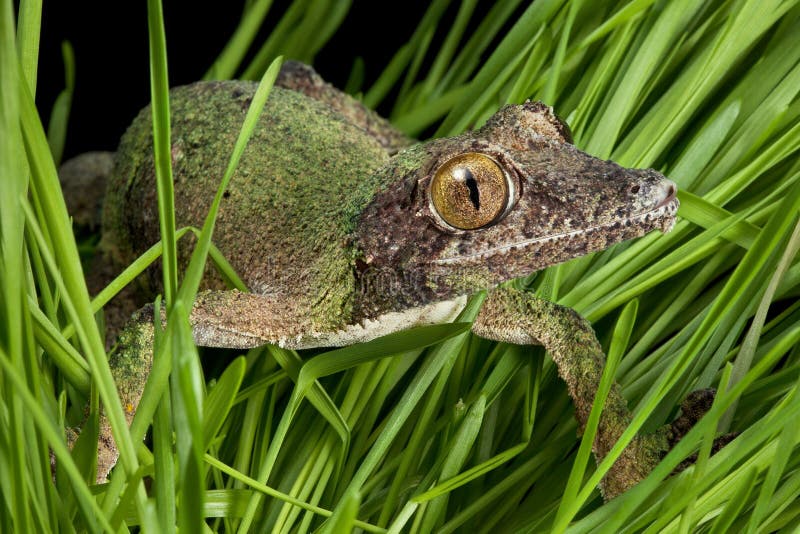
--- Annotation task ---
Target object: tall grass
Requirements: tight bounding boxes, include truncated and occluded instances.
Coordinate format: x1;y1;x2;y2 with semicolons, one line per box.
2;0;800;531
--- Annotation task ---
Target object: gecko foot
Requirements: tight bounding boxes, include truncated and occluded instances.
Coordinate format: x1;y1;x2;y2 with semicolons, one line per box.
667;388;716;446
666;388;737;474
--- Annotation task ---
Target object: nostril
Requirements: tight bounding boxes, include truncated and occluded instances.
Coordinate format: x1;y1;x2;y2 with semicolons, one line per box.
654;181;678;208
630;184;640;195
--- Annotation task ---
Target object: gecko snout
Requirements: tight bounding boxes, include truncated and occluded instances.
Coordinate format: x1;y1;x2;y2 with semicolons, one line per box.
631;168;677;210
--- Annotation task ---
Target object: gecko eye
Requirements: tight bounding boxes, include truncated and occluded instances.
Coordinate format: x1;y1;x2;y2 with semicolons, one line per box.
430;153;511;230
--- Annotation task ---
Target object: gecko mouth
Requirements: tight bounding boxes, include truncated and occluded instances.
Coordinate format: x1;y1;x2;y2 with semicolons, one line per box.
432;185;679;266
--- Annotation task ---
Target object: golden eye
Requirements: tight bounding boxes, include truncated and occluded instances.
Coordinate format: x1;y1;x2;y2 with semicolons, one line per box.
430;153;510;230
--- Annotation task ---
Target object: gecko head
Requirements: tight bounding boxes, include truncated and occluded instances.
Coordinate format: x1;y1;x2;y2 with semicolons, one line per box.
355;102;678;304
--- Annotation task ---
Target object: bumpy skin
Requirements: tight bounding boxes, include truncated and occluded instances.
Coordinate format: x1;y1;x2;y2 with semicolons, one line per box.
354;106;676;319
105;78;395;344
275;62;413;154
96;62;685;495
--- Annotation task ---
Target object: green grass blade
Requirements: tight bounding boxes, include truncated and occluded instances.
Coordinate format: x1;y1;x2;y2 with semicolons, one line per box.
204;356;246;449
203;456;384;532
556;299;637;529
27;300;91;392
45;41;74;164
709;466;758;534
20;62;149;524
436;0;565;136
541;0;580;105
418;395;486;532
721;215;800;430
15;0;40;92
0;348;111;532
205;0;274;80
2;5;33;530
582;0;710;158
171;299;206;533
410;441;529;504
238;322;470;530
147;0;178;304
320;487;361;534
412;0;478;106
362;0;450;109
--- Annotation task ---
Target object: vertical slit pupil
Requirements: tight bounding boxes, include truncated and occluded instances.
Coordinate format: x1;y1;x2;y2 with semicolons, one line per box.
464;168;481;211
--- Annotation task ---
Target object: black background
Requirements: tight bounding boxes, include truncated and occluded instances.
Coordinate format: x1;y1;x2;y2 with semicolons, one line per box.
34;1;438;161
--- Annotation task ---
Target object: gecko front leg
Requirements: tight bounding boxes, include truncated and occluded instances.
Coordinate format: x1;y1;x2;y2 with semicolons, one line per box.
472;286;672;500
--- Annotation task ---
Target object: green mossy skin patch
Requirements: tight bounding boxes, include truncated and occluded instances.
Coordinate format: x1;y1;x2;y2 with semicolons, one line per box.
104;82;392;334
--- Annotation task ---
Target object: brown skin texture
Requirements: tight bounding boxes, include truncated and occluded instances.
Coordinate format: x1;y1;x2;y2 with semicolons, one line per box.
353;103;677;319
88;62;693;496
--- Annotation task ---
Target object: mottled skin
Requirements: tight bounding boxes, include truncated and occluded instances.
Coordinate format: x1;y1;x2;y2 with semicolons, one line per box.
354;113;675;318
106;79;396;343
90;62;693;498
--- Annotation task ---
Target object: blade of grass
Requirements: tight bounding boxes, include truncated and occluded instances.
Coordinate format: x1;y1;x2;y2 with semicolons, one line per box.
15;0;40;92
418;395;486;532
582;0;708;158
0;348;112;532
28;301;91;392
204;356;246;449
238;322;471;531
541;0;580;104
553;299;637;529
20;65;149;523
362;0;451;109
435;0;565;136
432;0;527;101
411;0;478;107
146;1;179;527
709;466;758;534
204;455;384;532
204;0;274;80
377;331;489;526
45;41;73;164
171;299;205;533
320;487;361;534
721;214;800;430
436;435;575;534
87;226;246;318
177;58;282;302
147;0;177;304
2;3;33;530
152;342;176;529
